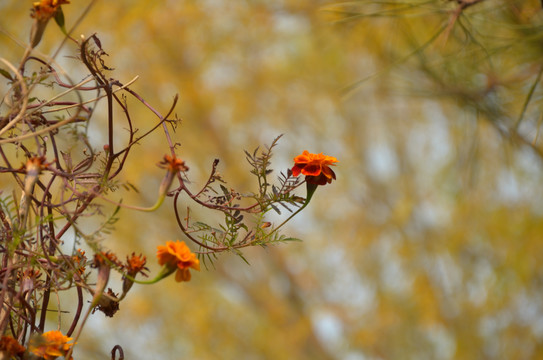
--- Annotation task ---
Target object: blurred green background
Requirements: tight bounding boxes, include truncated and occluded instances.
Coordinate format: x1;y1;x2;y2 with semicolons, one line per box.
3;0;543;359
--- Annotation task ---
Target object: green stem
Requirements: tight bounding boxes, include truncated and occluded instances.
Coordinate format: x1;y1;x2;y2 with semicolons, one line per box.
263;181;318;240
121;266;176;293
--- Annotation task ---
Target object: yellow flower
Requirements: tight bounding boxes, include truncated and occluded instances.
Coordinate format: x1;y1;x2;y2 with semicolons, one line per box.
157;240;200;282
29;330;74;360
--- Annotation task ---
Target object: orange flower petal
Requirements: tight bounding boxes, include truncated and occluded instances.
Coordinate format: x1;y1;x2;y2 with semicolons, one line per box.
291;165;303;177
301;163;322;176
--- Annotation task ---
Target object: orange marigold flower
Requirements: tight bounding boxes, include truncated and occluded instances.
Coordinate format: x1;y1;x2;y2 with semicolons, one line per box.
0;335;25;358
126;253;148;277
291;150;338;185
29;330;74;360
158;155;189;173
122;253;148;296
72;249;87;275
31;0;70;21
157;240;200;282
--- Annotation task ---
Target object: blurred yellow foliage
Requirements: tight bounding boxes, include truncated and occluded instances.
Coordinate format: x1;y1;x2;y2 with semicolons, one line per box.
2;0;543;359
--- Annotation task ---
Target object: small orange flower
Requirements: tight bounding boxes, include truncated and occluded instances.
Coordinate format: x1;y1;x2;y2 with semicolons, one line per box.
29;330;74;360
25;155;51;176
90;251;120;308
157;240;200;282
291;151;338;185
0;335;25;358
31;0;70;21
156;155;189;197
158;155;189;173
125;253;148;277
122;253;148;296
92;251;121;269
72;249;87;275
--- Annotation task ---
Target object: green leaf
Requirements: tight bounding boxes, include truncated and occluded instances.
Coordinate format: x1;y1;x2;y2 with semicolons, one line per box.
54;8;68;35
280;237;302;242
234;249;251;265
220;184;231;200
0;68;12;81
